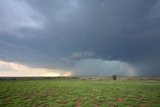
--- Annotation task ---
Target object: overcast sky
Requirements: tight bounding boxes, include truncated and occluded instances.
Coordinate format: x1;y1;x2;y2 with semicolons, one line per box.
0;0;160;76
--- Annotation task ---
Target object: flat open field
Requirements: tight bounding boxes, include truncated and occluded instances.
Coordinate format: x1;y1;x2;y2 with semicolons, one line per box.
0;78;160;107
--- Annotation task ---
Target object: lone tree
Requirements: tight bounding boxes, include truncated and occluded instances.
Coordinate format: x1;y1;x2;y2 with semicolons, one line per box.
112;75;117;80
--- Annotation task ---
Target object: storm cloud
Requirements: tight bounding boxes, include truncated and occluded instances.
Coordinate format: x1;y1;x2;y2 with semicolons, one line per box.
0;0;160;76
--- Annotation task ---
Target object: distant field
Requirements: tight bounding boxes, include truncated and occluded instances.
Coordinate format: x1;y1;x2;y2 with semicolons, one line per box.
0;78;160;107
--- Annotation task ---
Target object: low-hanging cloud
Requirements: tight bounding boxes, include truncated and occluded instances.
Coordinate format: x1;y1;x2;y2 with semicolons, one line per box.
0;0;160;76
71;59;137;76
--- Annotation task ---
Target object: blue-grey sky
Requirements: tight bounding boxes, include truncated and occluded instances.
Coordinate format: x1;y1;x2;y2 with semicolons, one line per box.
0;0;160;76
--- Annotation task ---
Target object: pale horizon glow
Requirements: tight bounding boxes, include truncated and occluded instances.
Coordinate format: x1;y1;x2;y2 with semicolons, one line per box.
0;60;72;77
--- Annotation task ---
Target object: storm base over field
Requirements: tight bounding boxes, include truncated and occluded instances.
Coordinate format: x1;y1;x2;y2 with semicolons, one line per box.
0;0;160;76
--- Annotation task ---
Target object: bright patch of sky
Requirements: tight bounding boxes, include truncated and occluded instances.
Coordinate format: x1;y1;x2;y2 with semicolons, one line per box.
0;60;72;77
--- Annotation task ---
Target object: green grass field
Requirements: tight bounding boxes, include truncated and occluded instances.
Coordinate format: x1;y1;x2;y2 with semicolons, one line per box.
0;79;160;107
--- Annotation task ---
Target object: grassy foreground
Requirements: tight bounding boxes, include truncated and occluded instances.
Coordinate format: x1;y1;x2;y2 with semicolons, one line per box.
0;79;160;107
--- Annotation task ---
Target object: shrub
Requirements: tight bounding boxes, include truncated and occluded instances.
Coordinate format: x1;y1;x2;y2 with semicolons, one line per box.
112;75;117;80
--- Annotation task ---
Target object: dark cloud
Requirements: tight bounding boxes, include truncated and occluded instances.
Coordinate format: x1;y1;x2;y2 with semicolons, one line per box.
0;0;160;76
